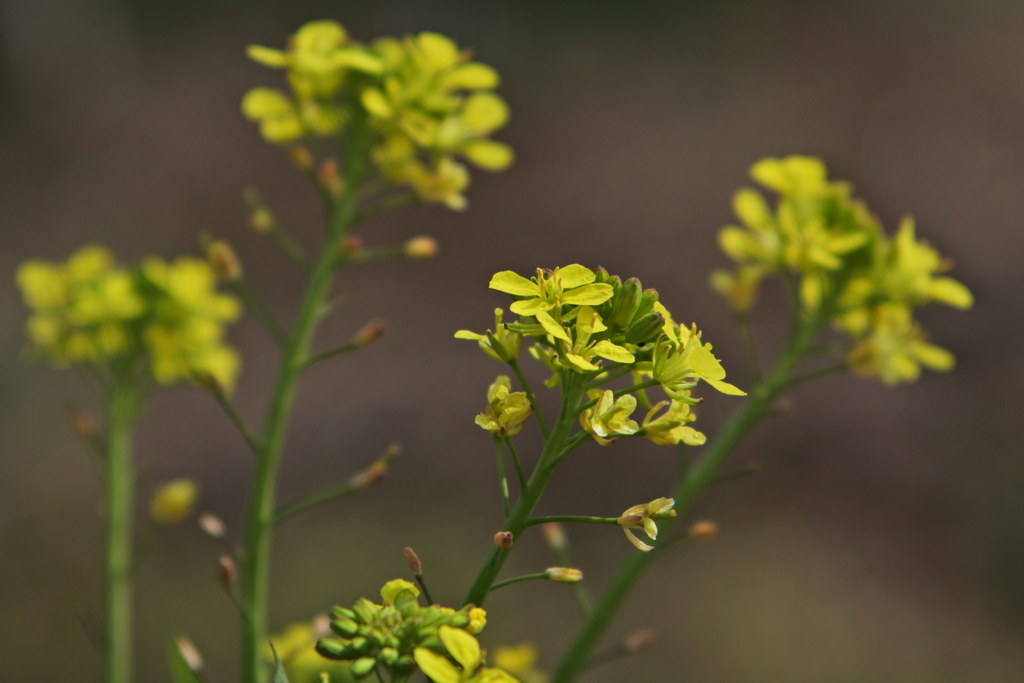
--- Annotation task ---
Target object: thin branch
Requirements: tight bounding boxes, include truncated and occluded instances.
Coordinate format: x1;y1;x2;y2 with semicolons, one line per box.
206;382;263;457
302;341;359;369
489;572;549;592
504;437;527;491
786;362;850;389
494;437;511;517
509;360;549;438
273;444;400;524
414;574;435;606
527;515;620;527
231;280;288;347
711;462;758;485
353;191;416;223
585;365;633;390
735;312;761;385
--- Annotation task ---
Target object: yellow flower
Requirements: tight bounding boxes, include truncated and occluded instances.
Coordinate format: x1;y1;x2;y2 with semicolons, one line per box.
488;265;613;317
475;376;532;437
617;498;676;552
140;256;241;390
641;399;706;446
649;306;745;399
466;607;487;635
579;390;639;446
709;265;764;313
455;309;522;362
380;579;421;606
149;478;199;525
16;245;145;366
493;643;546;683
414;626;518;683
848;305;955;385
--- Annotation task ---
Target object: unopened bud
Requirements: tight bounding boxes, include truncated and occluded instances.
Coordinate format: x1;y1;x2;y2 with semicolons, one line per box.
351;319;387;348
205;239;243;281
624;312;664;345
150;479;199;525
249;209;273;233
623;628;657;653
403;547;422;575
318;160;343;196
175;636;204;672
689;520;719;542
349;461;387;489
610;277;642;328
493;531;514;549
339;235;364;258
288;146;314;171
198;513;226;540
545;567;583;584
403;235;438;260
64;403;98;440
541;522;567;551
217;555;237;589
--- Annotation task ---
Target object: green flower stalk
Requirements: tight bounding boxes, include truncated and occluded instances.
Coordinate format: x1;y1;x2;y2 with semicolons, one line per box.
15;246;235;683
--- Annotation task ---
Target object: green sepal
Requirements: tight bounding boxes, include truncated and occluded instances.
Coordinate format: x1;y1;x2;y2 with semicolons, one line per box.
625;313;664;345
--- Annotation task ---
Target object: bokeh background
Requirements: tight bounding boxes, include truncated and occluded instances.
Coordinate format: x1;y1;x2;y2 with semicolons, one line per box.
2;0;1024;680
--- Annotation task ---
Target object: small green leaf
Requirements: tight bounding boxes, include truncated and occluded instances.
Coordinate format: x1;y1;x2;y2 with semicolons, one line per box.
269;641;291;683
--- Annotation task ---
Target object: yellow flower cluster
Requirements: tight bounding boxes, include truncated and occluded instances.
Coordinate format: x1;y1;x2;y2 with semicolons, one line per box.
457;265;745;447
713;156;972;385
16;245;241;390
242;20;513;210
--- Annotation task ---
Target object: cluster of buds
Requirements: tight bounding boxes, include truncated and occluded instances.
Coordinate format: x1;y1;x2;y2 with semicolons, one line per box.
317;579;487;680
474;376;532;438
713;155;973;385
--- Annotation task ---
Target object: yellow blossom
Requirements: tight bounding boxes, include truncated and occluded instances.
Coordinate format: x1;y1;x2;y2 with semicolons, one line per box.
475;376;532;437
488;265;612;317
493;643;546;683
149;478;199;525
848;305;955;385
414;626;518;683
466;607;487;635
617;498;677;552
579;390;639;446
455;309;522;362
381;579;421;606
641;398;706;446
648;307;745;399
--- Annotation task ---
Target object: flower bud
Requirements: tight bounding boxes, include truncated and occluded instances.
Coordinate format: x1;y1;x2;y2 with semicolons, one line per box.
316;639;349;660
318;160;344;196
64;403;98;440
205;239;243;282
623;628;657;653
610;277;642;328
150;479;199;525
339;235;364;258
351;656;377;679
331;618;360;639
175;636;204;672
403;235;438;259
198;513;226;540
217;555;237;589
624;312;664;345
403;547;422;575
493;531;514;549
541;522;567;551
288;146;314;171
633;288;660;322
351;319;387;348
545;567;583;584
689;520;719;542
378;647;399;666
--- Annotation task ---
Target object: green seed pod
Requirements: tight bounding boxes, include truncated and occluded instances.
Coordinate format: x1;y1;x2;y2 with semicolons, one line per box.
394;656;417;675
378;647;399;666
625;313;664;345
610;277;642;328
330;606;356;621
350;656;377;679
315;638;350;660
330;618;360;639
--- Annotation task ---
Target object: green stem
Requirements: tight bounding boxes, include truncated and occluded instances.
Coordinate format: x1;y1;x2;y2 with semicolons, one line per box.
303;341;360;369
549;312;824;683
494;437;511;517
239;120;368;683
786;362;850;388
104;376;139;683
504;437;527;491
585;365;632;390
553;542;593;615
463;373;588;607
273;481;360;525
414;575;435;606
526;516;619;527
510;360;548;438
489;572;549;591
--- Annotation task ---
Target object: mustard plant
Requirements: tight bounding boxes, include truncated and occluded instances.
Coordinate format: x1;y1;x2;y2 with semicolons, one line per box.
15;246;234;683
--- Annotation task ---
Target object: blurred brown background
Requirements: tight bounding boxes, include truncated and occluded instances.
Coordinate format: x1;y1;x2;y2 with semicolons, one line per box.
2;0;1023;680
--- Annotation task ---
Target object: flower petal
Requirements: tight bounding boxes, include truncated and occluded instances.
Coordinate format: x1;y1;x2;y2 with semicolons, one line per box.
561;283;614;306
704;378;747;396
591;340;635;364
557;264;596;289
438;625;481;672
535;310;571;342
623;527;654;552
414;647;461;683
565;353;599;371
490;271;539;296
454;330;486;340
510;298;553;316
